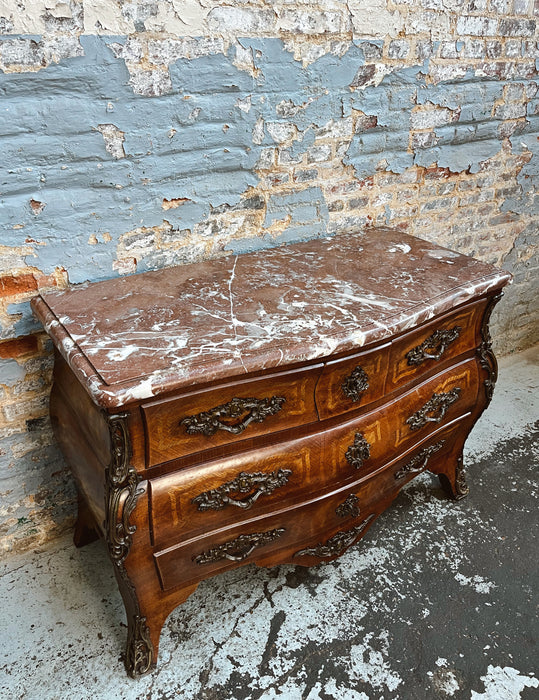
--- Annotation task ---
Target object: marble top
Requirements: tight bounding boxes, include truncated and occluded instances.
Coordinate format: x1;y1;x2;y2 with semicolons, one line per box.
32;227;511;409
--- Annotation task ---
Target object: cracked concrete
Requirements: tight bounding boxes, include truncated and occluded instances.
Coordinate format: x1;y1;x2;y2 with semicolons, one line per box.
0;346;537;699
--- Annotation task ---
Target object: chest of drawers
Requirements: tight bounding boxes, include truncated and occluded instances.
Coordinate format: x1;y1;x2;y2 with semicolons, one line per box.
31;227;511;677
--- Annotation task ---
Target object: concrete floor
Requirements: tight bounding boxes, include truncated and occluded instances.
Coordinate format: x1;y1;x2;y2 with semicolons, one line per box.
1;347;538;700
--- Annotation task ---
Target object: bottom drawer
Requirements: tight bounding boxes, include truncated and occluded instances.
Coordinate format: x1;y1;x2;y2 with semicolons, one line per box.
154;480;377;592
153;415;472;592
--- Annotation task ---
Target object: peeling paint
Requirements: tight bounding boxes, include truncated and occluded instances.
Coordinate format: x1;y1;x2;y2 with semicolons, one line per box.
2;36;536;295
0;0;537;557
95;123;126;159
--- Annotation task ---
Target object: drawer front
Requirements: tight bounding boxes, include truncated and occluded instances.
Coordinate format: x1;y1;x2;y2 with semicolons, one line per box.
149;356;480;548
386;299;486;392
293;414;473;563
153;414;472;592
323;356;480;480
149;433;323;548
154;478;382;592
142;364;323;466
315;342;390;420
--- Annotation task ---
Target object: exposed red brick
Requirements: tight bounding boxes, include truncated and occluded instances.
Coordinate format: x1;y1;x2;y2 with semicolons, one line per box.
355;114;378;132
424;166;453;180
29;199;46;215
0;272;57;299
0;335;39;359
393;221;410;232
351;64;376;88
0;273;39;298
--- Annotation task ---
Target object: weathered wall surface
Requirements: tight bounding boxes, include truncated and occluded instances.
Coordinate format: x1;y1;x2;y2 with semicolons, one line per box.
1;0;537;553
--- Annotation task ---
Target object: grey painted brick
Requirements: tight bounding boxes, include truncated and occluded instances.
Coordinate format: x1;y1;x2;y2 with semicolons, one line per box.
361;42;383;61
348;196;369;209
513;0;532;14
499;19;536;37
416;40;434;60
456;16;498;36
327;200;344;212
294;169;318;182
420;197;458;212
411;131;438;149
475;122;502;141
464;40;485;59
505;40;522;58
207;7;276;34
307;144;332;163
494;102;527;119
467;0;487;9
0;359;26;388
2;395;49;423
486;41;503;59
327;214;369;232
388;40;410;59
505;82;526;101
440;41;461;59
522;40;537;57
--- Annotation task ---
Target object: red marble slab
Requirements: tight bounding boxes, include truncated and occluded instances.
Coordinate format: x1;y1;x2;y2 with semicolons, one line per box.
31;227;512;408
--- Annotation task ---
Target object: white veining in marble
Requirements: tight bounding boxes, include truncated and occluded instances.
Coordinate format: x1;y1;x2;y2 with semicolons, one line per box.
33;228;512;408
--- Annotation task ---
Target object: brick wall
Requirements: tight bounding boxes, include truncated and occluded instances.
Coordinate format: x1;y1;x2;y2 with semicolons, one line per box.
1;0;537;553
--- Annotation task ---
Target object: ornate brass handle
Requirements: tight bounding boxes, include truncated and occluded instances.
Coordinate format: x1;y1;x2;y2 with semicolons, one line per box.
192;469;292;511
193;528;286;565
294;514;374;558
406;326;461;366
335;494;361;518
345;432;371;470
394;441;445;480
180;395;285;436
342;366;369;402
406;388;461;431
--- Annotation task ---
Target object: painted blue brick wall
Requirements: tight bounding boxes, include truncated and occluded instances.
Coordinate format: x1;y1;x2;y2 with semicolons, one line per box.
0;28;537;553
2;37;537;299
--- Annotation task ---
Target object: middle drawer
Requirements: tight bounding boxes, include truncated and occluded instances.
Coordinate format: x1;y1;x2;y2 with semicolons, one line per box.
149;356;480;549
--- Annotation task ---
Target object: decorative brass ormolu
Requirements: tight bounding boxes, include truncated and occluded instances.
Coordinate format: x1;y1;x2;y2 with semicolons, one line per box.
126;611;154;678
192;469;293;511
439;454;469;501
345;432;371;470
406;387;461;431
193;528;286;565
180;395;286;436
454;455;469;498
104;413;153;678
477;293;502;406
294;514;375;558
394;440;445;480
406;326;461;366
335;494;361;518
104;413;143;566
342;366;369;402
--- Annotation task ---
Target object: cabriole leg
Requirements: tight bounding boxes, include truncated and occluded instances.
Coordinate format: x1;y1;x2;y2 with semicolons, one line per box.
438;453;469;501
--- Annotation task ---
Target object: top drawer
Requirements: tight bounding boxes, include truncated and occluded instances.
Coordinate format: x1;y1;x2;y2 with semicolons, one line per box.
314;299;486;422
386;299;487;393
315;342;390;420
142;364;323;466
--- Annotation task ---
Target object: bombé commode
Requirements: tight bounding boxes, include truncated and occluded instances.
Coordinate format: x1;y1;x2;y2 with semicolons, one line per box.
31;227;511;677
